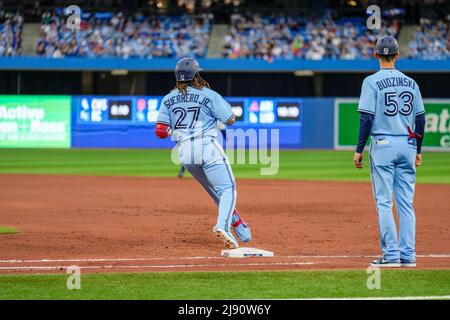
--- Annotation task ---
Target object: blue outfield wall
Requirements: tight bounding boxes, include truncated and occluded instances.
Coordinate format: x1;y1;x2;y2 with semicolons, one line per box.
70;96;334;149
300;98;334;149
1;57;449;72
4;94;448;150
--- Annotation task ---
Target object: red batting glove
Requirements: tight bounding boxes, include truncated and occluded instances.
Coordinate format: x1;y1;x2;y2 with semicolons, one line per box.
155;123;171;139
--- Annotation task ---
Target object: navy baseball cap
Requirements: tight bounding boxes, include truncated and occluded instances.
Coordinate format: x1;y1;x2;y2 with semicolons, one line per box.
375;36;399;55
175;57;202;81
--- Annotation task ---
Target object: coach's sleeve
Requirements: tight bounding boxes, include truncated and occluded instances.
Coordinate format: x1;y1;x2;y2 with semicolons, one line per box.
356;112;374;153
211;92;235;125
415;113;426;154
357;78;376;115
414;84;425;116
156;98;171;126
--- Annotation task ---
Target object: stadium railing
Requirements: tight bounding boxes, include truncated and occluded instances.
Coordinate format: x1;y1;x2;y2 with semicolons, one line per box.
0;56;448;72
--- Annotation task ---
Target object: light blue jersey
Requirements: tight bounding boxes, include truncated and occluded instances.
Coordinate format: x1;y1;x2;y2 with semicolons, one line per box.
358;69;425;136
359;68;424;263
156;84;250;247
157;87;234;143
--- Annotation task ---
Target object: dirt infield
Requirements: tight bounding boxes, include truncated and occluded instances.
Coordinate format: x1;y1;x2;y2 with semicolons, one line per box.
0;174;449;273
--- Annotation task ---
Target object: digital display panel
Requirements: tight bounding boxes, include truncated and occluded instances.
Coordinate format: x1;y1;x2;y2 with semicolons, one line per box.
276;102;301;121
108;100;132;120
259;100;275;124
77;96;160;125
76;96;302;126
136;97;159;123
227;100;244;122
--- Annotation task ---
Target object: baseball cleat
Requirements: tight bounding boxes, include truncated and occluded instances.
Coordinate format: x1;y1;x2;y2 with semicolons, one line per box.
400;259;416;268
231;210;251;243
370;257;401;268
213;228;239;249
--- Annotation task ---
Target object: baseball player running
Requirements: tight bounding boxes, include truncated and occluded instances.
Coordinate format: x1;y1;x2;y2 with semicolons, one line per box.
155;58;251;249
354;36;426;268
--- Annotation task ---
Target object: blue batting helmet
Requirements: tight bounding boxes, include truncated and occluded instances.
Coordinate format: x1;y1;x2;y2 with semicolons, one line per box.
375;36;399;55
175;57;202;82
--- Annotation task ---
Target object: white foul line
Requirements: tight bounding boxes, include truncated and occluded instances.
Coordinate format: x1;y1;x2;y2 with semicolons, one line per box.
0;262;314;271
0;253;449;264
292;296;450;300
286;254;450;259
0;256;217;264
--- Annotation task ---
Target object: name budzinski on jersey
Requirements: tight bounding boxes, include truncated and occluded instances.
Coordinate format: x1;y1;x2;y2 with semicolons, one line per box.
375;76;416;91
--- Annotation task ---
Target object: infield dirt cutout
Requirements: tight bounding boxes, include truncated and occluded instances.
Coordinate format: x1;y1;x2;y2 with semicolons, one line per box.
0;174;449;273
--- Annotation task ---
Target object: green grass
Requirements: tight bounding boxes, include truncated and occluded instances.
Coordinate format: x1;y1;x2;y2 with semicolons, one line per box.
0;149;449;184
0;226;19;234
0;150;449;300
0;270;449;300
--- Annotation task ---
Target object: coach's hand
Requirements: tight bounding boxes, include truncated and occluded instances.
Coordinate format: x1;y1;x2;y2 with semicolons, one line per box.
354;152;364;169
415;154;422;167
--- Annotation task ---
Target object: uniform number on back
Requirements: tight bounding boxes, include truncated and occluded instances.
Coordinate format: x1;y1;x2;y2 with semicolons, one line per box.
172;106;200;129
384;91;414;116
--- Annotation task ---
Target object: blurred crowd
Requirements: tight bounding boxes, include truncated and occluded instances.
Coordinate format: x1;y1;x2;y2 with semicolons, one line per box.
223;14;401;60
0;9;448;60
36;12;212;58
408;17;449;60
0;13;23;57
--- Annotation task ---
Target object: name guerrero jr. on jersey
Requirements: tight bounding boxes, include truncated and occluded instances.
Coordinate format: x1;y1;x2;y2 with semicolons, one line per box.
163;93;211;109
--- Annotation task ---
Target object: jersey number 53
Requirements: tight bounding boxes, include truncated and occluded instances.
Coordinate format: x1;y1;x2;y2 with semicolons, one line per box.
384;91;414;116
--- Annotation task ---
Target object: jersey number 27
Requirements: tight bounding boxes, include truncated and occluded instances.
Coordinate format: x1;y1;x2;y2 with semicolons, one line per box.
172;106;200;129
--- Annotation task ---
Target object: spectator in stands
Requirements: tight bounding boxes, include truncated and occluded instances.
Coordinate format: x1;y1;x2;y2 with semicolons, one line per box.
35;11;212;59
408;17;449;59
0;13;23;57
223;13;401;61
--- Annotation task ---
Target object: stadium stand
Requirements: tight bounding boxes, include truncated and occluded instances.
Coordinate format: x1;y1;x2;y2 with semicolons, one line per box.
408;17;449;60
35;11;212;58
0;12;23;57
0;2;443;61
222;13;402;60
